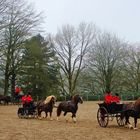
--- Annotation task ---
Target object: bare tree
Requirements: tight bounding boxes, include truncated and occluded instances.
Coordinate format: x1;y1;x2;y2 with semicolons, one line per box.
87;32;127;93
54;23;97;95
122;45;140;92
0;0;9;29
1;0;42;95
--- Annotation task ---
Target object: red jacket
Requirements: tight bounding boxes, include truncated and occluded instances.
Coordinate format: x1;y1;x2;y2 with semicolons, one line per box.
21;96;27;104
15;87;21;94
26;95;33;103
112;96;120;103
104;94;113;104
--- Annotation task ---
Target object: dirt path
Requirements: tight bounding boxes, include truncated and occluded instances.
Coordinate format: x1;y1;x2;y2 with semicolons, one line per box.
0;102;139;140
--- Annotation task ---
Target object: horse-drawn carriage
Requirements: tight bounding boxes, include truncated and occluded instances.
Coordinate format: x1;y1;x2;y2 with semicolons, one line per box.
17;94;83;122
17;95;57;119
17;104;37;119
97;103;125;127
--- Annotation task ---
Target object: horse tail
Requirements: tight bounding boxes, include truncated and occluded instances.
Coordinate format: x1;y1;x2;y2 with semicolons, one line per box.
57;104;62;117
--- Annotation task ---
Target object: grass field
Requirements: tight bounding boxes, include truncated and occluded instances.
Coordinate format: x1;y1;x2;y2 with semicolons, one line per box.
0;101;139;140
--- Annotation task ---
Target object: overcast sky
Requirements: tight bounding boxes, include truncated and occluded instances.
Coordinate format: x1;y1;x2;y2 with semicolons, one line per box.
29;0;140;43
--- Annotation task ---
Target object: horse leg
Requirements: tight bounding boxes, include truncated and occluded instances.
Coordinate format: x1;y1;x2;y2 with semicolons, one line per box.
44;110;48;118
125;115;129;125
56;106;62;121
125;115;133;129
63;112;69;122
134;117;138;130
37;108;42;119
72;113;76;123
49;111;53;120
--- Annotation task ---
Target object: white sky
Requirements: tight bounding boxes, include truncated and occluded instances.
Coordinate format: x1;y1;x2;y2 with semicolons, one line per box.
29;0;140;43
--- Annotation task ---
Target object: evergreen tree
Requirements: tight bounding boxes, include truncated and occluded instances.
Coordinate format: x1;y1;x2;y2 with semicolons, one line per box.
20;34;59;99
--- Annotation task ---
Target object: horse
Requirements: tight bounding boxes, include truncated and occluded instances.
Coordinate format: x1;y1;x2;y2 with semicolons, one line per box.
0;95;11;105
123;97;140;130
37;95;56;120
56;94;83;123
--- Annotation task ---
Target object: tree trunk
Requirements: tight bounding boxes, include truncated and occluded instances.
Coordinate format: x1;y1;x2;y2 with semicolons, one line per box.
4;75;9;95
11;73;16;97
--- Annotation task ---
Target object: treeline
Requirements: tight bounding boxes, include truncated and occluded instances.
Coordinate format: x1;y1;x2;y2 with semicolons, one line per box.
0;0;140;99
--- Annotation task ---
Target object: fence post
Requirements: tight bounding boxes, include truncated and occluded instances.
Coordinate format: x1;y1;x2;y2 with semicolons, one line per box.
121;95;123;101
98;95;100;101
37;95;39;102
86;94;88;101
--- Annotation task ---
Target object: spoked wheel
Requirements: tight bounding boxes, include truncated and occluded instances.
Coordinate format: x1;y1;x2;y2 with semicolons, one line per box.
97;107;109;127
116;113;125;126
17;108;24;118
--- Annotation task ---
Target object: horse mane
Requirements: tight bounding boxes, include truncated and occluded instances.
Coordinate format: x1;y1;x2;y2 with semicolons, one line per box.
44;95;56;104
72;94;79;102
134;97;140;106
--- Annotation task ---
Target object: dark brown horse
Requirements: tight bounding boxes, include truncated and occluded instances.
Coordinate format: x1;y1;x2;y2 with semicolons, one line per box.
123;97;140;130
0;95;11;105
56;94;83;123
37;95;56;120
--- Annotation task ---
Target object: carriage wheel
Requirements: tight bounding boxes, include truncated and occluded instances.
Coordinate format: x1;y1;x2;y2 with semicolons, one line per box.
18;112;22;118
116;113;125;126
33;111;38;119
17;108;24;118
97;107;109;127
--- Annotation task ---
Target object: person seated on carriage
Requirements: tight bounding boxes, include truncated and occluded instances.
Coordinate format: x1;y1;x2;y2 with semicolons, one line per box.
104;91;113;104
112;93;120;104
104;91;121;113
21;92;35;115
26;93;36;112
21;94;28;115
104;92;121;104
21;94;27;107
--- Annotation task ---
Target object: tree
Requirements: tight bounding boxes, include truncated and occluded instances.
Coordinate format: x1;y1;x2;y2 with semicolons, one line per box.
87;32;127;94
76;69;95;95
0;0;42;95
0;0;9;30
122;45;140;92
54;23;96;95
21;34;59;99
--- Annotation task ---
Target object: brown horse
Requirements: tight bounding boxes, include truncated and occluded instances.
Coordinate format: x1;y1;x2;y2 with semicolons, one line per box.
56;94;83;123
37;95;56;120
123;97;140;130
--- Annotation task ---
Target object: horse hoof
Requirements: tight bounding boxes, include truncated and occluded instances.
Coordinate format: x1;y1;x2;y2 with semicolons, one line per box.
50;118;53;121
128;124;133;129
56;117;59;121
38;116;42;120
134;128;138;130
65;119;69;122
73;117;77;123
129;126;133;129
65;116;69;122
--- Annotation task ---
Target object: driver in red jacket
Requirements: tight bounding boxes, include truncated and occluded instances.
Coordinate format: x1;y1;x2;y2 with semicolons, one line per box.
104;92;121;113
26;93;35;112
26;94;33;103
21;92;34;115
21;95;27;106
104;92;113;104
